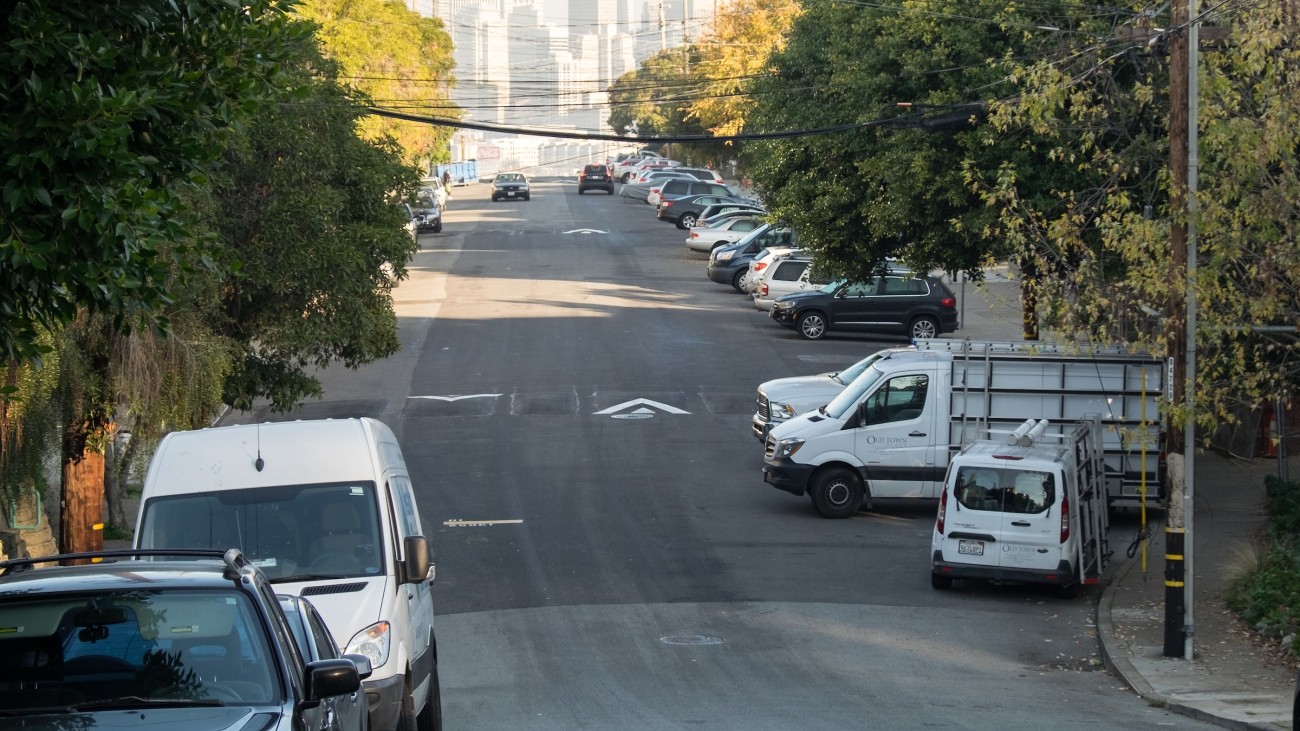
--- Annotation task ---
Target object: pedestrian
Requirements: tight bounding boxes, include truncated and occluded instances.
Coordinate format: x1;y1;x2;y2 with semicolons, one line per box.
442;170;452;188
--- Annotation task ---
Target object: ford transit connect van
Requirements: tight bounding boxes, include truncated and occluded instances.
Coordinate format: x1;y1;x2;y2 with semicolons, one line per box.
134;418;440;731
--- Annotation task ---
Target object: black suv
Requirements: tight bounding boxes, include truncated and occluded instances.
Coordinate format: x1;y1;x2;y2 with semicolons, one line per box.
578;163;614;194
0;548;368;729
410;193;442;233
770;275;959;340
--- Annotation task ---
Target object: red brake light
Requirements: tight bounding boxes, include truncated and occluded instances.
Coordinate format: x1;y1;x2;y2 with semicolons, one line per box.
754;262;769;272
937;485;948;535
941;297;957;308
1060;493;1070;543
759;283;768;295
662;200;674;208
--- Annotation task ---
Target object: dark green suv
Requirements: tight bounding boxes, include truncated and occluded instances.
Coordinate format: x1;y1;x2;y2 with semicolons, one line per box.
0;549;369;729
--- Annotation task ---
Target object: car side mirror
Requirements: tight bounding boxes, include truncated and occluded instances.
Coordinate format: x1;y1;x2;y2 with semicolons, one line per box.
303;658;360;705
403;535;434;584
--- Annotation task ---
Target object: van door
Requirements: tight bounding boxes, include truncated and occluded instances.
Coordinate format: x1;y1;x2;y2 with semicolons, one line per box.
387;474;434;697
938;465;1006;565
852;368;940;498
995;468;1062;572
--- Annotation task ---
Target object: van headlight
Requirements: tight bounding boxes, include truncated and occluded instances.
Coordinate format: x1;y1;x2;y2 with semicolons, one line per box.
773;437;805;458
345;620;391;668
715;250;735;262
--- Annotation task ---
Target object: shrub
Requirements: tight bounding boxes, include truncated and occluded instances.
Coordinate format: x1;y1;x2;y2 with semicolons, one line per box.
1228;476;1300;658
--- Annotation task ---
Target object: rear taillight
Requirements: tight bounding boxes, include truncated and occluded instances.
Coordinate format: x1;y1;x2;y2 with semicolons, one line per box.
937;486;948;535
759;283;768;295
662;200;674;208
1060;493;1070;543
753;262;769;273
941;297;956;308
690;232;699;239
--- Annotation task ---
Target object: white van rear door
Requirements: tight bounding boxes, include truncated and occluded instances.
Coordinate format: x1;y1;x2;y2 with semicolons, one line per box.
995;468;1061;572
937;466;1004;565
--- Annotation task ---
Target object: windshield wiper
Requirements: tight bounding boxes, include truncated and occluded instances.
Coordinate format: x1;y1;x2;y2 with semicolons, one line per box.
70;696;225;710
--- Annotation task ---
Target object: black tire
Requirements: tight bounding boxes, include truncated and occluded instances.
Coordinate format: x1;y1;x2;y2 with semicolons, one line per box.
679;213;698;229
731;267;748;293
524;193;531;201
910;315;939;340
1055;582;1080;599
398;681;418;731
796;311;828;340
931;573;953;590
578;188;585;195
810;467;863;518
432;219;442;234
606;188;614;195
416;661;442;731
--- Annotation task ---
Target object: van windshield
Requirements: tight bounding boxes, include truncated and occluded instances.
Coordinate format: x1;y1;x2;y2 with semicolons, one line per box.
824;366;885;420
138;483;383;582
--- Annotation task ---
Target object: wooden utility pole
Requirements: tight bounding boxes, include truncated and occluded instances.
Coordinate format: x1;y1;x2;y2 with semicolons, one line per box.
1164;0;1190;659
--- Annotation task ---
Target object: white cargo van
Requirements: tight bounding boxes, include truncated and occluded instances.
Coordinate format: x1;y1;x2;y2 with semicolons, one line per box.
762;340;1163;517
134;418;440;731
930;417;1111;598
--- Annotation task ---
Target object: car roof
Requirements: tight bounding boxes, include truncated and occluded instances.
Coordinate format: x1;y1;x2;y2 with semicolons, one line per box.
0;555;246;595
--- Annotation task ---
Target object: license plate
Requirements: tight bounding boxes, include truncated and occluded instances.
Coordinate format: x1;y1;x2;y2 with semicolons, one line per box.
957;540;984;556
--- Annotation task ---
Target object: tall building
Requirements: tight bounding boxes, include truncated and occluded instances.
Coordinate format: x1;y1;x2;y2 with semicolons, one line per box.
569;0;618;40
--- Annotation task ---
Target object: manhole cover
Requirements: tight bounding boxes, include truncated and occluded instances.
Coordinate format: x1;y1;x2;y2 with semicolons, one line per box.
660;635;724;646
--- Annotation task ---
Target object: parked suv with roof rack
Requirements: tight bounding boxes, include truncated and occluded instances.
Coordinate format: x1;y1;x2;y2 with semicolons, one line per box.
0;548;369;729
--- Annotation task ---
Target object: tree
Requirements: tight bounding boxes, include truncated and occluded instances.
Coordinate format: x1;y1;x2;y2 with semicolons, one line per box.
977;1;1300;431
685;0;801;140
205;37;422;411
743;0;1087;284
294;0;458;166
0;0;306;364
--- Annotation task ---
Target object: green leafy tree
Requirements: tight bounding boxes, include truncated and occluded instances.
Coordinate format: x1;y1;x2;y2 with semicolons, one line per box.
0;0;306;364
206;37;422;411
978;1;1300;430
295;0;458;166
743;0;1087;284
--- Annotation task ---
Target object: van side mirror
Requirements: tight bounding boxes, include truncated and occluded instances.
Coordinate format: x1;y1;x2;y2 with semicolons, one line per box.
403;535;434;584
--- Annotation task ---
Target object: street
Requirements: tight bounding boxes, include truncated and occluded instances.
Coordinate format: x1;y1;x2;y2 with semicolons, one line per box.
251;180;1217;730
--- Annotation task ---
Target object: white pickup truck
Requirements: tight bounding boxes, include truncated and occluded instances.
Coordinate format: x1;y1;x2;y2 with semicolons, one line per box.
762;339;1164;517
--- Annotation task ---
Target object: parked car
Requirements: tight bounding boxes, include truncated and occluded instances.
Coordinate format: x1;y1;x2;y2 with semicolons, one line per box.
578;163;615;194
491;172;530;201
621;158;681;182
753;255;834;311
706;224;799;292
648;178;735;208
696;201;767;227
658;194;755;229
752;348;917;441
769;274;959;340
685;215;767;252
0;548;366;729
409;193;443;233
418;177;447;210
401;203;418;241
278;594;373;731
741;246;802;294
621;170;694;202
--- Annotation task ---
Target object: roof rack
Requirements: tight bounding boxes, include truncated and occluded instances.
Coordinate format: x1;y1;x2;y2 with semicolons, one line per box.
0;548;250;580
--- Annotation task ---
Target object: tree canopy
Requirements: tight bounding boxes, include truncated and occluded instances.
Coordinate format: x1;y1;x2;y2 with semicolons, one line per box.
295;0;458;166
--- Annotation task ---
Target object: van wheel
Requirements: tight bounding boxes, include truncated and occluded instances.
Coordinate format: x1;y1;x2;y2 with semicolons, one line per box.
931;573;953;590
910;315;939;340
811;468;863;518
417;660;442;731
1055;582;1079;599
797;312;828;340
398;681;419;731
731;268;748;293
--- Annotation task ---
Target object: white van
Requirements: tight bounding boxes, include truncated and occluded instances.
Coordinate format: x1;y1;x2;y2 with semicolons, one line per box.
930;418;1110;598
134;418;440;731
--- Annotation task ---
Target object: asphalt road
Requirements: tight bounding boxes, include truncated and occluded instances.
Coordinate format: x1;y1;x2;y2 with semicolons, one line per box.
269;180;1216;730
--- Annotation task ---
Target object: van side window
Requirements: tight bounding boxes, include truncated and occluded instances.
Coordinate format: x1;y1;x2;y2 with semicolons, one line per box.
388;475;423;539
860;374;928;425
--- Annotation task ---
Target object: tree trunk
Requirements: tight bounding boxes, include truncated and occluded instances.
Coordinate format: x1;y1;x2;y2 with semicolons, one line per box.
60;444;104;554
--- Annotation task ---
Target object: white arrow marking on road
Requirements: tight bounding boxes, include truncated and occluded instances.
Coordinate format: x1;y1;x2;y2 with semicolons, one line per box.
563;228;607;234
408;394;502;401
593;398;690;416
443;519;524;527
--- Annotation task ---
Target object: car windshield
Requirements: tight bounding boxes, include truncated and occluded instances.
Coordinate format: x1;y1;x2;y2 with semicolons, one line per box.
496;174;523;182
833;352;889;386
138;483;384;581
818;279;846;294
823;366;886;420
0;587;278;710
413;197;436;209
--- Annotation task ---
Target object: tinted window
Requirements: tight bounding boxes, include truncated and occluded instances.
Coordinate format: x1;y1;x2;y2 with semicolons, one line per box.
839;281;878;297
772;260;809;282
702;183;731;196
881;277;928;295
954;467;1055;515
662;180;691;194
860;374;928;426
